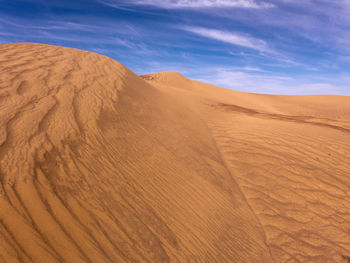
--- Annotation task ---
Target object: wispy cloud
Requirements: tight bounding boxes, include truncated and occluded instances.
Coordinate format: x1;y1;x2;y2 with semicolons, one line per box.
193;68;350;95
182;26;271;53
224;0;350;55
196;69;291;93
1;0;349;95
102;0;274;9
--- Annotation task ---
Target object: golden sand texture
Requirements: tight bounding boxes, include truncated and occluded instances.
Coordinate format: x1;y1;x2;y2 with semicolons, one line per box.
144;72;350;262
0;43;349;262
0;43;271;263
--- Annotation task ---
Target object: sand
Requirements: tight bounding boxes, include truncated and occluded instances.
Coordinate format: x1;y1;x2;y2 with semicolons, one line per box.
0;43;349;262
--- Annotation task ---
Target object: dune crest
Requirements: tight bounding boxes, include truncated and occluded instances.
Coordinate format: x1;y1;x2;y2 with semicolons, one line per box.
0;43;350;262
141;72;192;90
0;43;272;262
143;72;350;262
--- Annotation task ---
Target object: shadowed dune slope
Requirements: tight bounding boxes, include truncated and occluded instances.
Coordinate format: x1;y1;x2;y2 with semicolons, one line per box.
142;72;350;262
0;43;272;262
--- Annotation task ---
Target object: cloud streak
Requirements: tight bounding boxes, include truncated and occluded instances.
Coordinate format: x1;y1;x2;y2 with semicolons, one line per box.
182;26;270;53
193;68;350;95
2;0;350;95
103;0;274;9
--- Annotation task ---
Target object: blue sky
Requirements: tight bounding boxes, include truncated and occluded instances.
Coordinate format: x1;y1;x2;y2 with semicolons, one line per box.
1;0;350;95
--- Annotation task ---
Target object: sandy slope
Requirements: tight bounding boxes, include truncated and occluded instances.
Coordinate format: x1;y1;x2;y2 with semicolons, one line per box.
144;72;350;263
0;43;349;262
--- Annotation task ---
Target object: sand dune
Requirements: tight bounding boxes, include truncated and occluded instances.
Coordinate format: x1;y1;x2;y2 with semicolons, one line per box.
144;72;350;262
0;43;349;262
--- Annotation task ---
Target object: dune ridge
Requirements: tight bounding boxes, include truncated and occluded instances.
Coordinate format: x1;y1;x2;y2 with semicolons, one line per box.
144;71;350;262
0;43;271;263
0;43;350;262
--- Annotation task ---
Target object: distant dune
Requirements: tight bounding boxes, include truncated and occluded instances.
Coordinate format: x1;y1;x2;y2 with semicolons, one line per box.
0;43;350;263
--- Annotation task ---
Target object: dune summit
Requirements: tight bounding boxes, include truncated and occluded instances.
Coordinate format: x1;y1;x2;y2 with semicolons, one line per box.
0;43;350;263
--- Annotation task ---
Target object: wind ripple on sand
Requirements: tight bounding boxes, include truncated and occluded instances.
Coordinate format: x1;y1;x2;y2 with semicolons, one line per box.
2;43;350;263
143;72;350;262
206;103;350;263
0;43;273;262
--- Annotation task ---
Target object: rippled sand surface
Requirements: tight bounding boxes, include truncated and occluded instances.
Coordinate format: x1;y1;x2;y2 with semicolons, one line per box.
1;43;350;262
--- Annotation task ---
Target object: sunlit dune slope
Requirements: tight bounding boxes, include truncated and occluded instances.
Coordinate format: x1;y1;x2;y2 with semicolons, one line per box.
0;43;272;263
0;43;350;263
143;72;350;262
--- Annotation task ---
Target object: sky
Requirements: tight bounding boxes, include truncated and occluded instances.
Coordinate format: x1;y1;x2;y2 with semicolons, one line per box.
1;0;350;95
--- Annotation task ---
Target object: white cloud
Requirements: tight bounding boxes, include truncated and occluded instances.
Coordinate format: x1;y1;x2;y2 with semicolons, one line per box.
193;69;350;95
103;0;274;9
182;26;270;53
199;70;291;93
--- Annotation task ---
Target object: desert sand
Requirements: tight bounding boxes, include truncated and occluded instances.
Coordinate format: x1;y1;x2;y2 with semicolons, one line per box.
0;43;349;262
